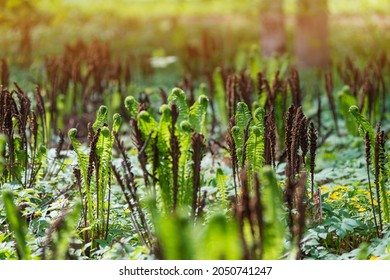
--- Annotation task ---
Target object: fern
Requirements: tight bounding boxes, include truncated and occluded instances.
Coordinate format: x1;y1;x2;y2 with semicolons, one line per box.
216;168;228;206
68;109;122;252
253;107;265;127
92;105;109;131
68;128;88;184
236;102;252;131
138;111;158;139
124;96;139;118
177;120;194;206
168;88;189;131
261;167;285;260
189;95;209;135
246;126;265;186
231;102;265;180
349;105;375;144
158;105;172;148
2;190;31;259
232;102;253;167
156;105;173;211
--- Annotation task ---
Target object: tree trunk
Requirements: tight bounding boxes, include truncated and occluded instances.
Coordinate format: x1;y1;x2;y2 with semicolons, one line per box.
260;1;286;58
295;0;329;69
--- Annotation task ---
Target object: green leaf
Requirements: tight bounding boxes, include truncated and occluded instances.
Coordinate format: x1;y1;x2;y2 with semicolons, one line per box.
124;96;139;118
197;214;241;260
2;190;31;260
93;105;109;131
189;95;209;134
216;168;228;206
261;167;285;260
168;88;189;131
349;105;375;144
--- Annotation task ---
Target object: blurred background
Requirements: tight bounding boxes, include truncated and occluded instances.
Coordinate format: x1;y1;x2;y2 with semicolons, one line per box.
0;0;389;70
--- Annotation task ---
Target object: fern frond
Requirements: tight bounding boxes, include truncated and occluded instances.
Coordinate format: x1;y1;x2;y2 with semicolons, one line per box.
261;167;285;260
138;111;157;138
158;105;172;149
178;120;193;206
2;190;31;259
236;102;252;131
124;96;139;118
68;128;89;183
155;105;174;211
112;113;122;134
168;88;189;131
189;95;209;134
216;168;228;206
349;105;375;144
93;105;109;131
246;126;265;185
232;102;253;167
253;107;265;127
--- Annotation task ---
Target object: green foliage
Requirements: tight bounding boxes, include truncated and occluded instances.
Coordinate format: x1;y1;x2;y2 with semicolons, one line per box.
212;67;228;126
168;88;189;131
349;105;375;143
261;167;285;260
349;106;389;224
197;214;242;259
48;203;81;260
216;168;228;206
231;102;265;185
124;88;209;213
153;211;241;260
2;190;31;260
68;105;122;252
338;86;357;135
124;96;139;118
232;102;252;167
189;95;209;135
153;211;195;259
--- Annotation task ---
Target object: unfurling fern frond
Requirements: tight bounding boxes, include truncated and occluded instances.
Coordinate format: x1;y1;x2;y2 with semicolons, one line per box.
124;96;139;118
236;102;252;132
232;102;253;167
92;105;109;131
189;95;209;135
168;88;189;131
349;105;375;144
68;128;88;184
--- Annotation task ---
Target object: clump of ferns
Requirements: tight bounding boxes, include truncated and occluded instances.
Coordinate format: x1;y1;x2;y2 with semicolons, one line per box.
123;88;208;216
225;102;265;200
350;105;389;238
227;100;318;259
68;105;122;255
0;84;47;188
